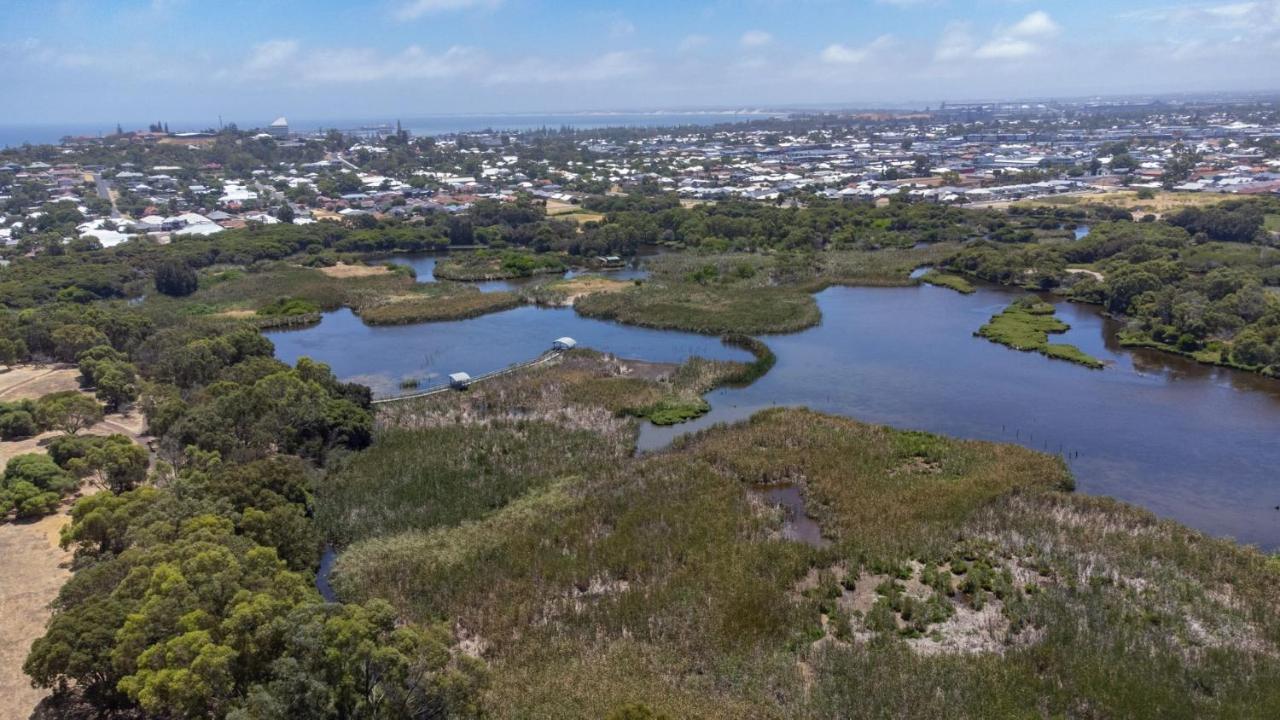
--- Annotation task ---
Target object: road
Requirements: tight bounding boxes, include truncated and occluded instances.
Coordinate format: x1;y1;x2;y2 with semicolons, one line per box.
91;172;121;218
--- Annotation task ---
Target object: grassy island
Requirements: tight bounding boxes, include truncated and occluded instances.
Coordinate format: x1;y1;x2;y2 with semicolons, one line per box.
919;270;975;294
433;249;567;281
977;297;1104;369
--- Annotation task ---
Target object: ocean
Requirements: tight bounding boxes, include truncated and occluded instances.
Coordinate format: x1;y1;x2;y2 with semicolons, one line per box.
0;111;788;148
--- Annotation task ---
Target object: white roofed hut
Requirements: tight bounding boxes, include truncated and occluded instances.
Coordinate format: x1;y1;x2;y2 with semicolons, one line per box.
448;372;472;390
553;337;577;351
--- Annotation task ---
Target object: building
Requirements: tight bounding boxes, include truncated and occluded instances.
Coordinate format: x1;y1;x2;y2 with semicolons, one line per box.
448;372;472;389
268;117;289;139
553;337;577;351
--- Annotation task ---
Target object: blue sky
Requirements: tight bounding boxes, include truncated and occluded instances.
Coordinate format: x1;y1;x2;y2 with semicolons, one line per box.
2;0;1279;126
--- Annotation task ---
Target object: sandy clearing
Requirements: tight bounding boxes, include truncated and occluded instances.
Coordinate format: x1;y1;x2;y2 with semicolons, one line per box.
556;277;632;305
318;263;392;279
0;510;72;720
544;200;581;216
0;409;148;720
0;366;81;402
561;213;605;225
1066;268;1105;282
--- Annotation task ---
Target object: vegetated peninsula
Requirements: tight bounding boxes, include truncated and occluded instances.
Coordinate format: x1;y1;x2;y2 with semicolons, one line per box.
977;296;1105;368
2;98;1280;719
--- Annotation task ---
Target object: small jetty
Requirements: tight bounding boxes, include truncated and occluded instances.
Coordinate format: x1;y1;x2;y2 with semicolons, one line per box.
372;337;575;405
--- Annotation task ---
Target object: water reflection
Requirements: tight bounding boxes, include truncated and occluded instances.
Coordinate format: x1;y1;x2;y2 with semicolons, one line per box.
638;285;1280;549
266;305;750;397
270;275;1280;549
385;253;650;294
752;484;829;548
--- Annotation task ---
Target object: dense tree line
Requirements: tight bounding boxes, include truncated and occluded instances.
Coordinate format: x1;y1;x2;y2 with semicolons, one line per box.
945;205;1280;374
0;285;485;716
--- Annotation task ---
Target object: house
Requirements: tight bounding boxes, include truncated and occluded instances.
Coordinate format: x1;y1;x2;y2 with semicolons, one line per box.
553;337;577;351
448;372;472;390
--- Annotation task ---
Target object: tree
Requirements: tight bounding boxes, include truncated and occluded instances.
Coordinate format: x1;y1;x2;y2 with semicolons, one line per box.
155;260;199;297
1;453;77;517
68;435;149;494
275;204;295;224
36;391;104;435
51;324;110;362
94;362;139;411
0;337;27;366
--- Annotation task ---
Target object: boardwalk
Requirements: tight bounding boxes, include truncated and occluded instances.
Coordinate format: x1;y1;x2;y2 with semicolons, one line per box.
371;349;564;405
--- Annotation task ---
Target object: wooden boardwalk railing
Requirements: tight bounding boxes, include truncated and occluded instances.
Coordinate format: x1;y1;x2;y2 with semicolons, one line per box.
370;350;564;405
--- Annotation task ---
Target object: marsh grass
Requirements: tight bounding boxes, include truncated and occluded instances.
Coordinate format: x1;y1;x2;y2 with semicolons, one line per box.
977;297;1104;369
357;289;522;325
329;394;1280;718
571;246;954;335
575;283;820;334
920;271;975;294
142;262;526;327
435;251;566;281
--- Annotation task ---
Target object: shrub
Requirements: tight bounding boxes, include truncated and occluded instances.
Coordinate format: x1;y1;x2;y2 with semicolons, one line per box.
154;260;198;297
0;410;38;439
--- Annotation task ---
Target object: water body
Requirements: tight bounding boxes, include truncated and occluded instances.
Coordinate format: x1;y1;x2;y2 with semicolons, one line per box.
272;282;1280;549
752;485;830;549
1074;225;1092;240
385;253;650;293
636;285;1280;549
266;305;750;397
340;112;785;137
0;112;784;148
316;547;339;602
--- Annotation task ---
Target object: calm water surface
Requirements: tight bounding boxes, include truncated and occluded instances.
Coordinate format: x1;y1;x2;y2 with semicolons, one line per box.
638;285;1280;549
266;305;749;396
386;253;649;293
272;283;1280;549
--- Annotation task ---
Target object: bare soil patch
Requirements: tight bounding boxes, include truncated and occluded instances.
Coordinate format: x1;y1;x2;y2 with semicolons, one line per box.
557;277;631;305
0;408;147;720
318;263;392;279
0;365;80;402
0;511;72;720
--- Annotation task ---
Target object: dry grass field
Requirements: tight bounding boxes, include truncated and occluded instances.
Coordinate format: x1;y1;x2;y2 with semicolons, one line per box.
0;366;148;720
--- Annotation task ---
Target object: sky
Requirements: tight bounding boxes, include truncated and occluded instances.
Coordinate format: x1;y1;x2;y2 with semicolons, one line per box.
2;0;1280;127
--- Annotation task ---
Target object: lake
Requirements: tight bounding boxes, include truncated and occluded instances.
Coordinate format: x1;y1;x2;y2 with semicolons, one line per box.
266;305;751;396
637;285;1280;549
270;282;1280;549
385;253;650;293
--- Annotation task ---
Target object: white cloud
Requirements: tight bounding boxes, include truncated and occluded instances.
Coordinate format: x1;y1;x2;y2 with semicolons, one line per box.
821;35;895;65
1009;10;1061;38
484;51;645;84
393;0;501;21
301;45;482;83
244;39;299;73
740;30;773;47
938;10;1061;62
679;34;710;52
934;21;975;62
974;37;1038;59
